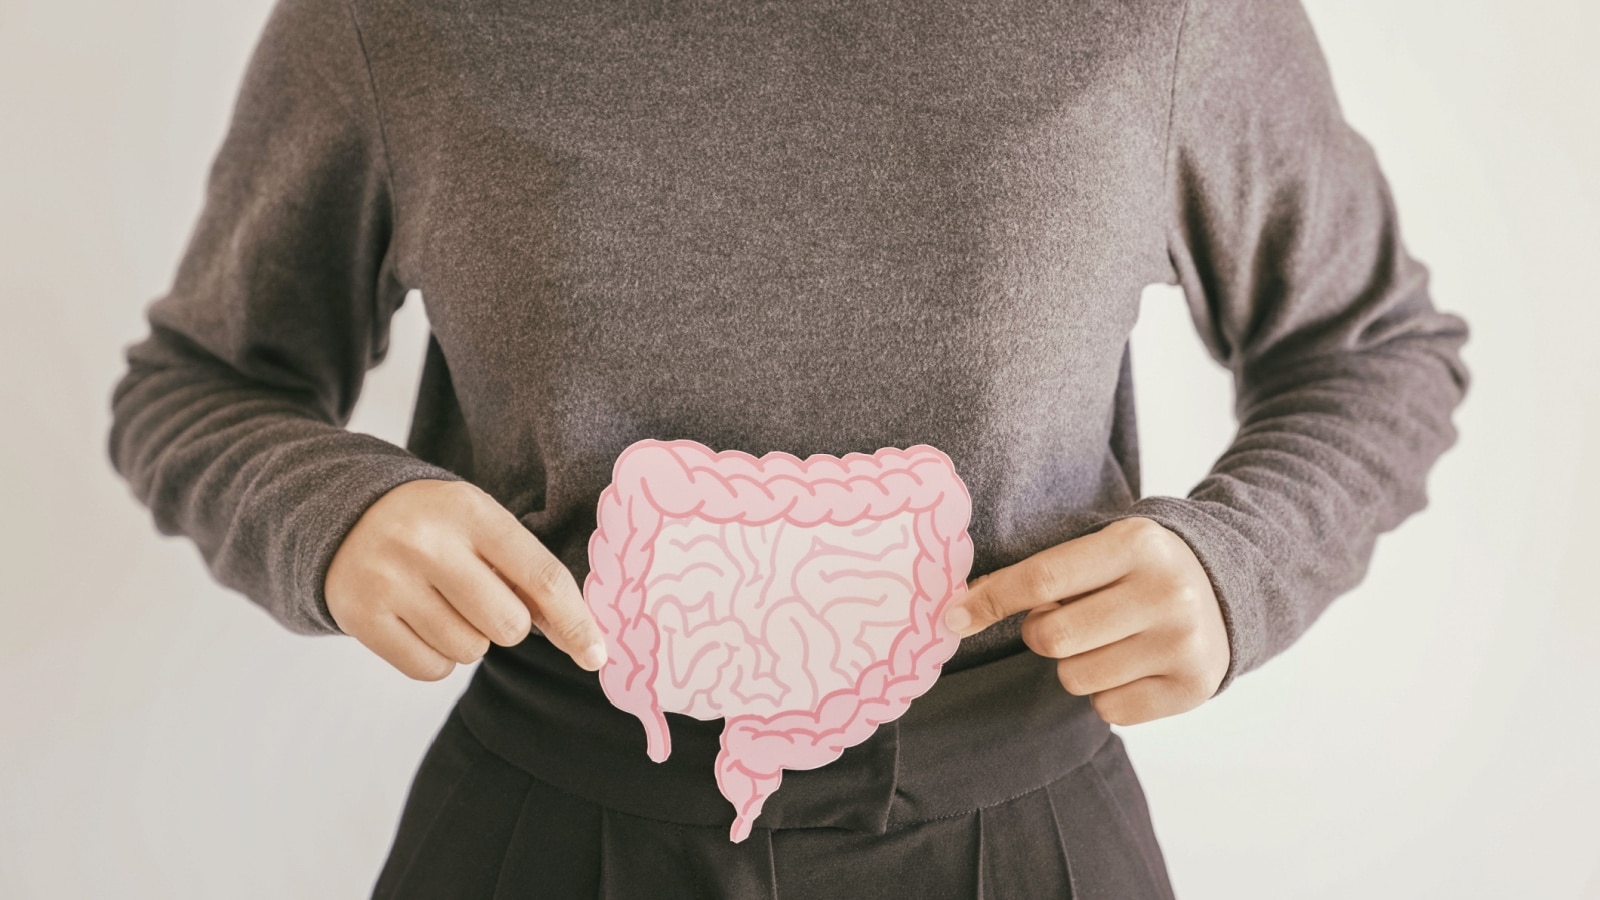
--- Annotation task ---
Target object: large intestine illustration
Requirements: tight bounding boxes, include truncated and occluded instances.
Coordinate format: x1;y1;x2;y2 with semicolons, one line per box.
582;438;973;842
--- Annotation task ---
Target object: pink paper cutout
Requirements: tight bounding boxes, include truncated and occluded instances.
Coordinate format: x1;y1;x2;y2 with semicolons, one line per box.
583;438;974;842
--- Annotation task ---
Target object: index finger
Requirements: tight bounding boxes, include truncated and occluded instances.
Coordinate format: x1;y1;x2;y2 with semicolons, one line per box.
468;499;608;671
944;524;1136;638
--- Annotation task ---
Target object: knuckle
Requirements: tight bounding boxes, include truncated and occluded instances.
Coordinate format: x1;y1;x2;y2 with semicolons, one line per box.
522;555;570;596
356;565;405;600
1156;681;1199;716
1036;619;1072;658
1167;581;1209;618
1021;560;1063;605
1057;664;1089;696
493;611;533;646
327;552;376;593
417;533;462;570
406;655;456;682
331;607;370;638
458;633;492;663
1106;515;1145;539
330;594;381;634
462;480;501;508
1174;674;1208;707
969;590;1006;627
1095;692;1145;726
459;490;506;531
543;606;597;645
454;483;496;518
1089;692;1124;724
1030;621;1056;656
1020;617;1049;655
1121;517;1168;557
1173;624;1209;660
391;518;440;555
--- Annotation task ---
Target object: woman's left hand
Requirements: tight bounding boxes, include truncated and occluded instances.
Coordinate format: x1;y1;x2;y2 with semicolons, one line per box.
942;517;1231;725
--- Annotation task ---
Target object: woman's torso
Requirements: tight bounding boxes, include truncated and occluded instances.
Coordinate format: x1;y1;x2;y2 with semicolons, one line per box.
344;0;1185;847
360;0;1184;671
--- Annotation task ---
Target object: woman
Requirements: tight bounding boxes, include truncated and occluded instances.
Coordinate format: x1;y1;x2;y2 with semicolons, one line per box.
107;0;1470;896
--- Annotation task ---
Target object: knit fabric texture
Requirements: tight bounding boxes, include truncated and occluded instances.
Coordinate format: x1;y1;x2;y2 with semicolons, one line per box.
107;0;1470;690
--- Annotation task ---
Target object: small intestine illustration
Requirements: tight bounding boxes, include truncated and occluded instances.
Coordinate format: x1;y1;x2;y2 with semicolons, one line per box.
583;438;974;842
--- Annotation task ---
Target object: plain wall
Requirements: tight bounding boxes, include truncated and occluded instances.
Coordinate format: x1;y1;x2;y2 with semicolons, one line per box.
2;0;1596;897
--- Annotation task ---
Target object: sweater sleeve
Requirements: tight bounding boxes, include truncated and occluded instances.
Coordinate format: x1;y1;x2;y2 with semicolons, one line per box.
1108;0;1471;691
106;0;464;636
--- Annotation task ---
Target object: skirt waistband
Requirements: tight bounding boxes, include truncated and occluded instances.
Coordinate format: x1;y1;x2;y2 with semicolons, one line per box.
455;638;1111;835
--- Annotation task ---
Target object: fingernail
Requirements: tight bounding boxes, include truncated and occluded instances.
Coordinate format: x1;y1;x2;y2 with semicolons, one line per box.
578;641;608;671
943;604;971;633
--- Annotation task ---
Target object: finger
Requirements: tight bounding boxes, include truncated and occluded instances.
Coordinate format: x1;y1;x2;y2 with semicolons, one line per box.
422;543;535;648
358;613;457;682
1054;631;1166;697
399;585;494;665
1089;675;1189;727
1019;579;1160;659
945;525;1138;637
468;500;607;671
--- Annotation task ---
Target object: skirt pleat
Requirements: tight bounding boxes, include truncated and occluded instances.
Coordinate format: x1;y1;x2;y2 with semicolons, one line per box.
976;789;1075;899
371;712;537;900
1040;734;1176;900
489;767;603;899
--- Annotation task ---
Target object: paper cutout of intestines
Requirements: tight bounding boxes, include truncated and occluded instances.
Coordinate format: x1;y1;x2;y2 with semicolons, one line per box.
582;438;974;842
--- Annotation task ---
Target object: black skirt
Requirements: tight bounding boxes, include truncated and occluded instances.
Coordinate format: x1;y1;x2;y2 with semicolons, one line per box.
371;642;1176;900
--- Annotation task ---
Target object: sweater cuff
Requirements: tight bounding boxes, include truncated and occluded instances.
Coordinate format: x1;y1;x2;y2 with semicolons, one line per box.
1089;496;1267;695
284;435;465;636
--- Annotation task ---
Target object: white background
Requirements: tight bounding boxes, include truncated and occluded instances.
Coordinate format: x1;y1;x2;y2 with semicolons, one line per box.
2;1;1597;897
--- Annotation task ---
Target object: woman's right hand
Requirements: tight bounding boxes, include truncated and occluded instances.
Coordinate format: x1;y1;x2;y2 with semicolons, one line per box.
325;478;608;681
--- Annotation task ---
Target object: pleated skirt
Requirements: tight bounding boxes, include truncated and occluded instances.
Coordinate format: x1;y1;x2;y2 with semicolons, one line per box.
371;644;1176;900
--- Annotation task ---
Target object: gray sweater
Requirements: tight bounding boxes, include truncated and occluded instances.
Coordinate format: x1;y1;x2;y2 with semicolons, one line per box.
107;0;1469;692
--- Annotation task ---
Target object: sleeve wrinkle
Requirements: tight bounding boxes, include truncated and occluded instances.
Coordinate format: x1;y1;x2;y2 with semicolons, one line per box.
105;0;464;637
1121;0;1471;691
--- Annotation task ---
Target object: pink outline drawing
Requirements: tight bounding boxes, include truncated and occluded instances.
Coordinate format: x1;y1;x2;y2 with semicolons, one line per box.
583;438;974;842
